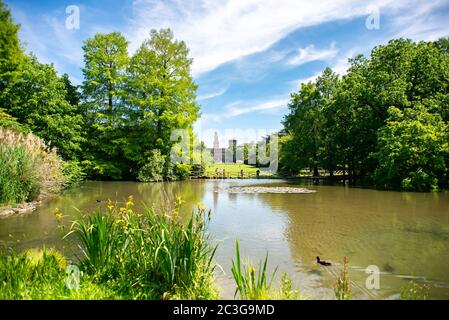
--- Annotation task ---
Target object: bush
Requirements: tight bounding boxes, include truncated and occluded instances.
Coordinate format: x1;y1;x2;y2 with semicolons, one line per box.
0;127;63;205
62;160;86;189
137;149;165;182
174;164;191;180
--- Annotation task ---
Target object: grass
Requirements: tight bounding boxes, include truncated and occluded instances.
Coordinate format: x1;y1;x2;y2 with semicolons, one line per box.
205;164;273;178
334;256;352;300
231;240;299;300
0;247;115;299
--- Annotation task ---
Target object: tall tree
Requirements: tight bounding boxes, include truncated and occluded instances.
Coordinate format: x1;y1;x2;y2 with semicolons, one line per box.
126;28;199;164
3;55;84;159
0;0;24;105
81;32;129;179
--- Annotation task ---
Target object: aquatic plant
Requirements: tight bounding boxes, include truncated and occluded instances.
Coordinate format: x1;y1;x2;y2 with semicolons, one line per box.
231;240;275;299
334;256;351;300
400;280;429;300
65;196;218;299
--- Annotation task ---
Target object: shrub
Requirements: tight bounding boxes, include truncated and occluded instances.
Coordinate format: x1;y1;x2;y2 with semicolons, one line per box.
62;160;86;189
0;127;63;205
174;164;191;180
137;149;165;182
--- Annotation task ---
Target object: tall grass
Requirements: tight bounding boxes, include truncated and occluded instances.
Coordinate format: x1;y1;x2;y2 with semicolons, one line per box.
334;256;351;300
0;127;63;205
65;197;218;299
231;240;299;300
231;240;276;299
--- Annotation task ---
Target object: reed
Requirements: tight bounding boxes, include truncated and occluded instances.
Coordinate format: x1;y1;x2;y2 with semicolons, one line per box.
65;197;218;299
334;256;351;300
231;240;277;299
0;127;63;205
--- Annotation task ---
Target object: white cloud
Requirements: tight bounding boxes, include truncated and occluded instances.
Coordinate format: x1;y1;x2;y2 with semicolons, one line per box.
389;0;449;41
201;97;290;123
288;43;338;66
128;0;419;75
197;87;228;101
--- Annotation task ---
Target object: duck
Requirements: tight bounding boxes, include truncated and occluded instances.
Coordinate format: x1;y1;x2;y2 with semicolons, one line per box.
316;256;332;266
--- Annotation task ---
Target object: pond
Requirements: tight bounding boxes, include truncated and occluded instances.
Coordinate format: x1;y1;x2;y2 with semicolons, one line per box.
1;179;449;299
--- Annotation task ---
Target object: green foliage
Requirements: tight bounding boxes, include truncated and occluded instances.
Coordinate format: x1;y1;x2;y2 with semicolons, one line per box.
173;164;192;180
64;197;218;299
231;241;300;300
137;149;166;182
2;55;84;160
400;281;429;300
281;38;449;191
0;108;27;132
62;160;86;189
0;248;115;299
374;106;449;191
0;143;39;204
0;0;24;103
231;240;277;300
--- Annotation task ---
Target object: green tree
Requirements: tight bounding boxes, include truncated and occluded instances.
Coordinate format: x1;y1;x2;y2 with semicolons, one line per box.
81;32;130;179
283;82;322;176
126;29;199;160
0;0;24;104
374;105;449;191
3;55;84;159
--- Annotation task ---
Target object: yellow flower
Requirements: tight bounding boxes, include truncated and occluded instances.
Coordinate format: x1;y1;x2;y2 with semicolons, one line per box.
126;196;134;208
175;196;185;206
53;208;63;222
196;202;207;211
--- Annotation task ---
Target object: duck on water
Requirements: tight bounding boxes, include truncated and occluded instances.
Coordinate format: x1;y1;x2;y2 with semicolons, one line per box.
316;256;332;266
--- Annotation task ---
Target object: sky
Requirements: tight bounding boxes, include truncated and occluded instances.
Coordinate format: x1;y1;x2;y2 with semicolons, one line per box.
5;0;449;147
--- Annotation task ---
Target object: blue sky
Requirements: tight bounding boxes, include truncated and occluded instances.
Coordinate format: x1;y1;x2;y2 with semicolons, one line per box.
6;0;449;147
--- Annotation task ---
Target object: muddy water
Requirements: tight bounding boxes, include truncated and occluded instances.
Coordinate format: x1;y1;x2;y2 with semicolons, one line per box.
1;179;448;299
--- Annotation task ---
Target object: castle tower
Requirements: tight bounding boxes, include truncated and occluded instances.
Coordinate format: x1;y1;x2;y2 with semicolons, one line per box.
213;132;221;163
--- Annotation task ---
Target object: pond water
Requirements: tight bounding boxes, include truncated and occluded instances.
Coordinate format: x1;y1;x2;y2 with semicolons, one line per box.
1;179;449;299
